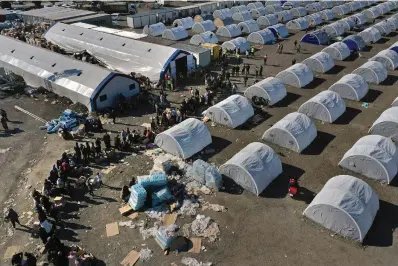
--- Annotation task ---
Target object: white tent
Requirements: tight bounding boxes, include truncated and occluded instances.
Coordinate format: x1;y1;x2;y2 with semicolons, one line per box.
369;107;398;142
320;1;334;9
203;95;254;128
339;135;398;184
352;61;387;84
328;74;369;101
257;14;278;28
303;52;335;73
322;21;345;37
375;3;390;15
244;77;287;105
304;13;323;26
349;1;362;12
232;10;252;22
373;20;394;36
221;37;250;53
291;7;307;18
286;17;310;30
190;31;218;45
387;17;398;30
219;142;282;196
247;29;276;44
322;42;350;61
231;5;249;14
142;22;166;36
213;8;233;19
303;175;379;242
343;2;354;12
358;27;381;44
340;17;356;32
154;118;212;159
331;5;351;16
298;91;346;123
251;7;267;19
370;50;398;70
362;7;381;19
306;3;323;12
320;9;335;21
192;20;216;33
247;2;264;10
238;19;260;34
162;26;189;40
343;35;366;51
216;24;242;37
268;23;289;38
173;17;194;29
265;4;282;14
283;1;300;9
392;96;398;107
276;63;314;88
351;12;367;26
262;112;317;153
275;10;294;23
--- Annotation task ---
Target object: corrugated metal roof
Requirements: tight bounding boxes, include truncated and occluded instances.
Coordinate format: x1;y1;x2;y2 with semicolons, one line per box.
21;6;95;21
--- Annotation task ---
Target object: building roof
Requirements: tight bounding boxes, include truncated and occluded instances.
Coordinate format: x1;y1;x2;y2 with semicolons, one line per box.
21;6;95;22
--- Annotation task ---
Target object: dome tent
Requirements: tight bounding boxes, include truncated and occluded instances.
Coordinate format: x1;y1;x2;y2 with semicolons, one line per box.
362;7;381;19
328;74;369;101
232;10;252;22
194;13;214;23
268;23;289;38
373;20;394;36
216;24;242;37
143;22;166;37
214;17;234;28
305;3;322;12
283;1;300;9
320;9;335;21
286;17;310;31
275;10;294;23
302;52;335;73
247;2;264;10
370;50;398;70
320;1;334;9
162;26;189;41
238;19;260;34
392;97;398;107
213;8;233;19
331;5;351;16
375;3;390;15
154;118;212;159
369;107;398;142
358;27;381;44
257;14;278;28
303;175;379;242
349;1;362;12
203;94;254;128
219;142;282;196
231;5;248;14
221;37;250;53
339;135;398;184
173;17;194;29
340;17;356;32
291;7;307;18
390;41;398;54
343;35;365;51
192;20;216;33
276;63;314;88
265;4;282;14
352;61;387;84
387;17;398;30
304;13;323;26
351;12;367;26
262;112;317;153
322;42;350;60
301;30;329;45
322;21;345;37
251;7;267;19
247;29;276;44
244;77;287;105
298;91;346;123
190;31;218;46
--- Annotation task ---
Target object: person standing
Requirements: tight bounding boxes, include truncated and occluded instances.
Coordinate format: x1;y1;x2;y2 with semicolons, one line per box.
0;109;9;122
276;43;281;54
293;40;297;49
292;58;297;65
244;75;248;87
296;44;301;53
259;65;263;77
250;46;255;57
1;116;8;131
280;43;284;54
74;142;81;162
103;132;111;150
255;67;259;78
110;109;116;124
246;64;250;75
6;208;21;228
95;138;101;157
263;54;268;65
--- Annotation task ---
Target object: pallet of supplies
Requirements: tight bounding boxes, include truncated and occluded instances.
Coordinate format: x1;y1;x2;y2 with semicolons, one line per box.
137;172;167;188
128;184;147;210
155;224;178;250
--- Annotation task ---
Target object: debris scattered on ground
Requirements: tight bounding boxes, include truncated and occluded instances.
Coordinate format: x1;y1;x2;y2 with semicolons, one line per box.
202;203;227;212
188;238;202;254
120;250;140;266
191;215;220;242
181;257;212;266
139;248;153;262
106;222;119;237
0;147;11;154
362;102;369;108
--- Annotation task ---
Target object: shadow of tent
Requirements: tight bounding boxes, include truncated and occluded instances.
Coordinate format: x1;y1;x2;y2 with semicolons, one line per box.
387;32;398;38
220;175;244;195
272;92;301;108
237;108;272;130
362;45;372;52
293;186;316;204
334;107;361;125
197;136;232;161
376;37;389;44
326;65;345;75
301;131;335;155
303;77;326;90
361;89;382;103
382;75;398;86
169;236;192;252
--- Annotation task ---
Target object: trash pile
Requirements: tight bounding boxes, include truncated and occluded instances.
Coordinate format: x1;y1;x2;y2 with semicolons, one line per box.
44;109;82;134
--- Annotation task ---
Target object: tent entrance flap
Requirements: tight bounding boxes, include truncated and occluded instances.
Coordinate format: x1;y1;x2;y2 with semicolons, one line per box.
175;56;188;79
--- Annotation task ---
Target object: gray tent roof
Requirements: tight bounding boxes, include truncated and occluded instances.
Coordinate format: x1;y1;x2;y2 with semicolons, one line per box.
351;12;367;25
162;26;189;41
352;61;387;84
369;49;398;70
304;175;379;242
302;52;335;73
143;22;167;36
232;10;252;22
328;74;369;101
362;7;381;19
369;107;398;142
339;135;398;183
244;77;287;105
154;118;212;159
173;17;194;29
213;8;233;19
320;9;335;21
276;63;314;88
219;142;282;195
322;42;350;61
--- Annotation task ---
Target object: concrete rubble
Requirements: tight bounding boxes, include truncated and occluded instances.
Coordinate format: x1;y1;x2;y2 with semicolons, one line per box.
181;257;212;266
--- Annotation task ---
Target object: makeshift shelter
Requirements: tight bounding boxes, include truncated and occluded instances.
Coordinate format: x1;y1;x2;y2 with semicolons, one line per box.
247;2;264;10
362;7;381;19
320;9;335;21
216;24;242;37
286;17;310;31
250;7;267;19
275;63;314;88
306;3;323;12
0;35;140;112
247;29;276;44
192;20;216;33
352;61;387;84
322;42;350;60
351;13;367;26
373;20;394;36
275;10;294;23
221;37;250;53
262;112;317;153
301;30;329;45
303;175;379;242
339;135;398;184
142;22;166;36
303;52;335;73
370;50;398;70
162;26;189;41
232;10;252;22
219;142;282;196
369;107;398;142
268;23;289;38
154;118;212;159
231;5;248;14
331;5;351;16
203;94;254;128
298;91;346;123
291;7;307;18
322;21;345;37
304;13;323;26
193;13;214;23
190;31;218;45
265;4;282;14
244;77;287;105
343;35;366;51
238;19;260;34
257;14;278;28
213;8;233;19
328;74;369;101
387;17;398;30
214;17;234;28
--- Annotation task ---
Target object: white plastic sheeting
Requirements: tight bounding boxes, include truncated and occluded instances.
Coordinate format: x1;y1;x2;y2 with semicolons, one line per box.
352;61;387;84
247;29;276;44
213;8;233;19
250;7;267;19
204;95;254;128
221;37;250;53
291;7;307;18
244;77;287;105
304;13;323;26
303;175;379;242
303;52;335;73
362;7;381;19
275;10;294;22
232;10;252;22
190;31;218;45
192;20;217;33
162;26;189;40
231;5;249;14
262;112;317;153
358;27;381;44
276;63;314;88
322;42;350;61
154;118;212;159
322;21;345;37
173;17;194;29
298;91;346;123
320;9;335;21
351;12;367;26
339;135;398;183
331;5;351;16
219;142;282;195
238;19;260;34
373;20;394;36
216;24;242;37
370;50;398;70
257;14;278;28
328;74;369;101
143;22;166;36
286;17;310;30
369;107;398;142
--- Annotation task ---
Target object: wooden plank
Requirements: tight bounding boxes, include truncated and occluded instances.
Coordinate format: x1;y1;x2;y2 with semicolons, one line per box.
163;213;178;226
128;212;138;220
119;205;133;215
4;246;22;259
106;222;119;237
120;250;140;266
188;238;201;254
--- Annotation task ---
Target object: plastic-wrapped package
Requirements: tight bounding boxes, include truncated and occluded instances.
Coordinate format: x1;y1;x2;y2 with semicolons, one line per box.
129;184;147;210
137;172;168;188
152;187;173;207
155;224;178;250
190;159;222;190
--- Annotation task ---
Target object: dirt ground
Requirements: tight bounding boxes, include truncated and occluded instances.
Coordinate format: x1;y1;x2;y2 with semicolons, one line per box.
2;8;398;266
